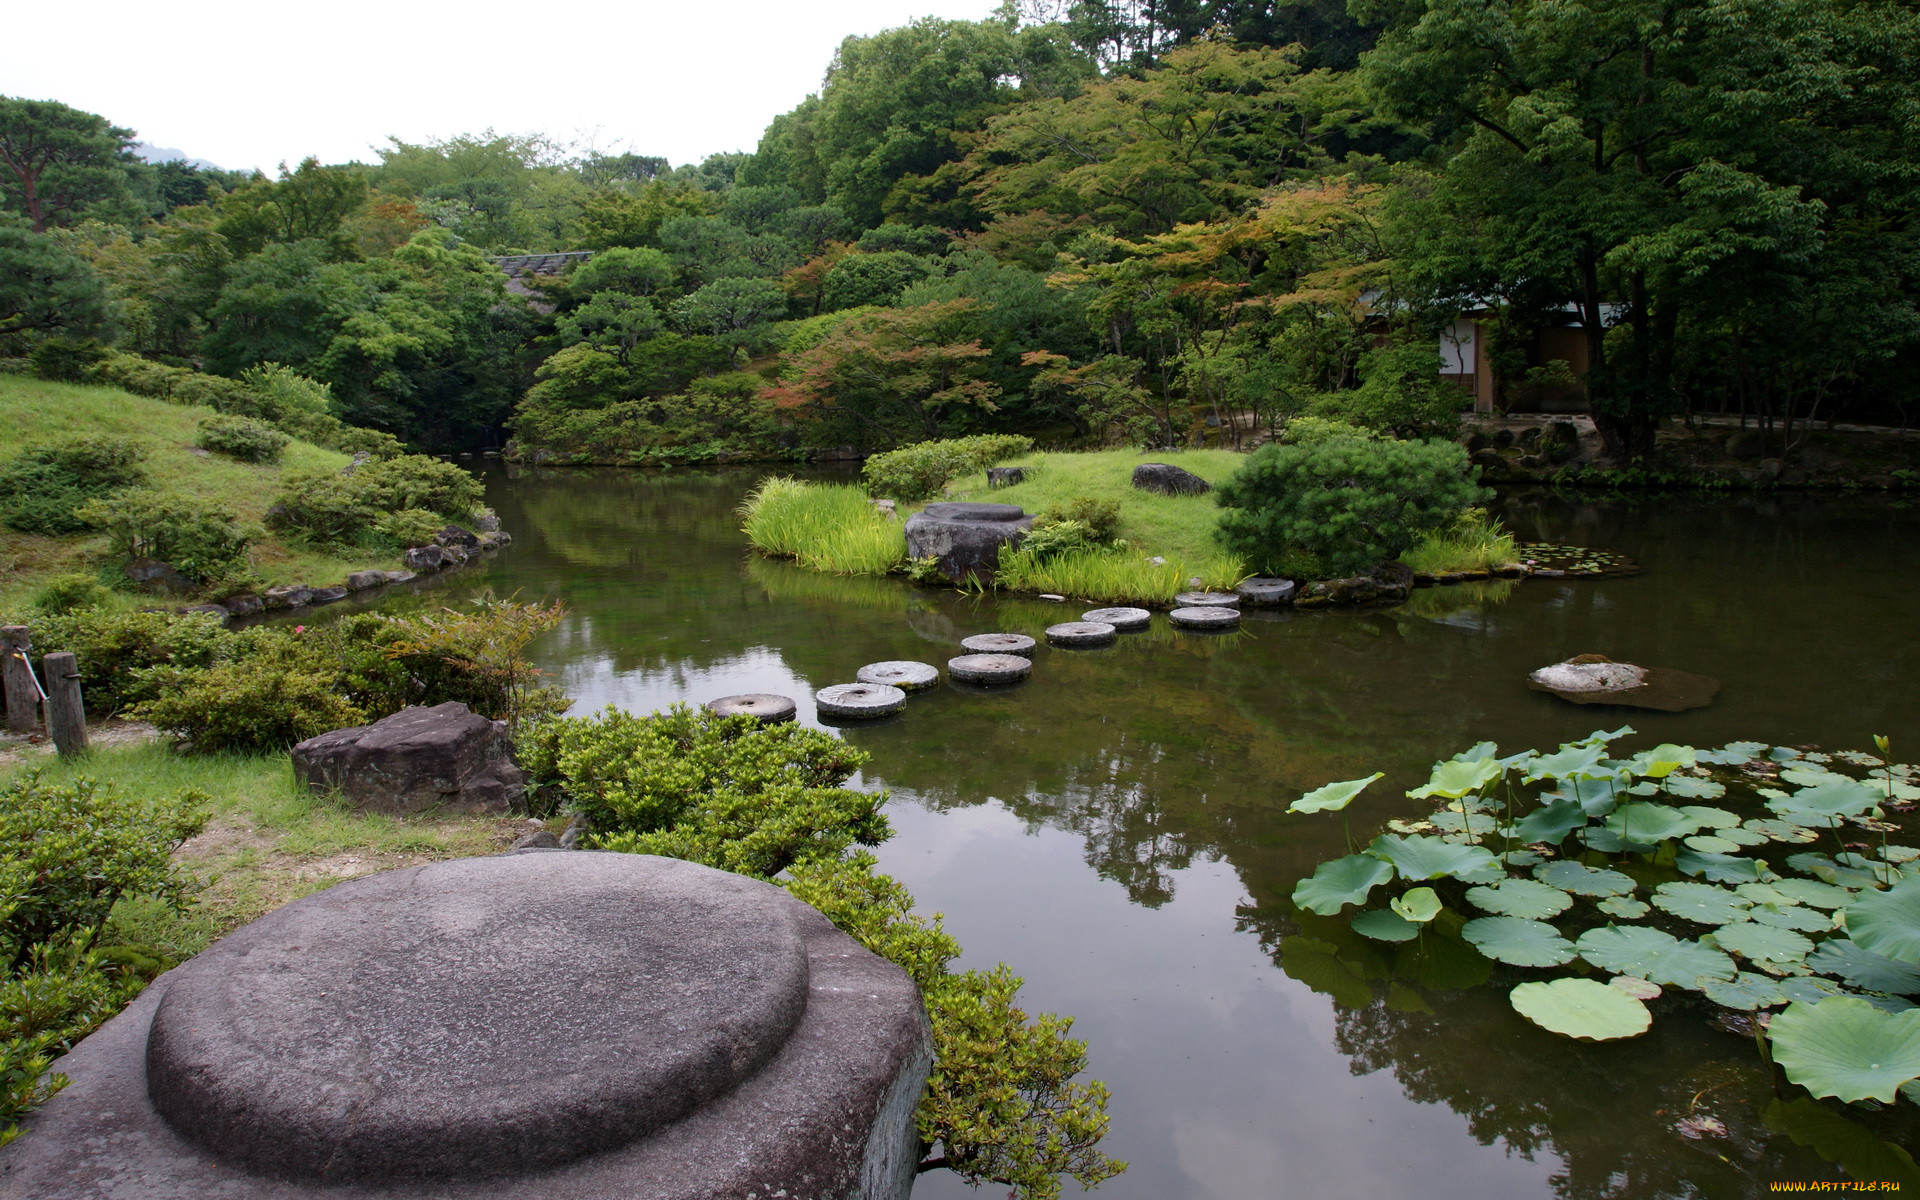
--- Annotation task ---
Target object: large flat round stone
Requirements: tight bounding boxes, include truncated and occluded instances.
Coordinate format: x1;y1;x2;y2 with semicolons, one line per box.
918;501;1026;522
145;855;810;1182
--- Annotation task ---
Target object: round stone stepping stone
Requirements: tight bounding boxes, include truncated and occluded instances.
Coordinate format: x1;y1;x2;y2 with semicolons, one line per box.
960;632;1036;656
814;683;907;718
1235;578;1297;606
1174;590;1240;607
705;693;797;723
1046;621;1117;647
1083;606;1151;631
947;653;1032;684
1169;606;1240;629
856;660;939;691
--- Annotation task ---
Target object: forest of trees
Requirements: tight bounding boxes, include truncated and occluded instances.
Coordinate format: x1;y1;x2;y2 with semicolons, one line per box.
4;0;1916;459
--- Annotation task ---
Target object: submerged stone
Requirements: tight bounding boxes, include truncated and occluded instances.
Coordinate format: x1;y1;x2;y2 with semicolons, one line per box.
1082;607;1151;631
816;682;909;717
856;661;940;691
960;632;1037;656
1046;621;1118;647
1528;654;1721;712
947;653;1032;683
1169;606;1240;629
705;693;798;723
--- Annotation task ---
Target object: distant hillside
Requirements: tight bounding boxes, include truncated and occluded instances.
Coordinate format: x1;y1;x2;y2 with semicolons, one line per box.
133;142;224;171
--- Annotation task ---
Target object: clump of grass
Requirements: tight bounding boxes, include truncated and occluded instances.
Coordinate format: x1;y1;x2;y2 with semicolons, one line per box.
740;477;905;576
995;544;1245;605
1401;508;1519;575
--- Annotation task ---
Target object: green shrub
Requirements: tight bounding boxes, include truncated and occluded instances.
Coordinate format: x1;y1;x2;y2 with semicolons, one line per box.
1214;435;1487;576
29;575;113;616
861;434;1034;501
195;414;289;464
1;936;131;1146
1035;495;1121;544
28;609;234;713
741;478;905;575
129;657;367;752
350;455;483;518
267;455;477;546
1401;507;1520;575
373;599;569;726
266;469;379;546
372;507;443;548
1020;519;1103;561
1279;415;1373;446
28;338;109;382
0;437;147;536
75;489;254;582
1305;343;1467;440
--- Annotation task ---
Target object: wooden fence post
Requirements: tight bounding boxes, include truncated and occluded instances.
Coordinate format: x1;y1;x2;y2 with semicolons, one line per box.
1;626;40;734
42;651;86;757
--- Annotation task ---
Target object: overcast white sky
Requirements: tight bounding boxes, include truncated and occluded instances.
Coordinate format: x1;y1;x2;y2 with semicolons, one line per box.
3;0;1001;173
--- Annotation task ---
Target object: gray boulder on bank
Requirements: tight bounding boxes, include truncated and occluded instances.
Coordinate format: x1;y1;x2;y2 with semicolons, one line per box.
290;701;525;814
124;557;193;596
1131;463;1211;496
903;501;1035;584
1;853;932;1200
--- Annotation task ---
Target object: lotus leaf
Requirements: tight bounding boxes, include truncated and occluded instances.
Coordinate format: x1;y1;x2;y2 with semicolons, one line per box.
1352;907;1421;942
1463;917;1578;967
1409;758;1503;801
1510;798;1587;845
1771;747;1803;762
1767;997;1920;1103
1685;835;1742;854
1781;975;1848;1005
1366;834;1501;883
1800;857;1890;889
1577;725;1636;747
1844;879;1920;965
1605;803;1704;844
1536;860;1637;896
1292;854;1396;915
1701;971;1789;1009
1580;826;1631;853
1280;937;1374;1009
1773;778;1881;820
1738;883;1791;905
1597;896;1651;919
1781;765;1841;786
1710;825;1769;848
1652;882;1752;925
1626;782;1662;797
1609;975;1663;1000
1884;846;1920;864
1835;853;1903;886
1467;879;1574;920
1451;741;1499;763
1676;849;1766;883
1681;805;1741;827
1762;1097;1920;1189
1575;925;1737;987
1504;849;1545;867
1431;811;1499;837
1664;776;1728;800
1549;775;1627;817
1289;772;1385;814
1746;904;1835;933
1698;741;1767;765
1526;745;1607;782
1391;887;1443;924
1711;921;1814;964
1771;879;1852;909
1510;978;1652;1040
1746;818;1820;843
1628;744;1696;779
1806;940;1920;995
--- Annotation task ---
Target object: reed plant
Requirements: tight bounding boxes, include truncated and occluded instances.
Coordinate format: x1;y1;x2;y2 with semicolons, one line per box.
1400;507;1519;575
740;477;905;576
994;544;1246;605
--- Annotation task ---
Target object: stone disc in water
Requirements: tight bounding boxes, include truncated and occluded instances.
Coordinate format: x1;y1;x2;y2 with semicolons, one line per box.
1082;606;1151;631
1235;578;1296;607
1174;591;1240;607
961;633;1036;656
704;693;797;723
856;660;939;691
1046;621;1118;647
815;683;908;718
1169;606;1240;629
947;653;1032;683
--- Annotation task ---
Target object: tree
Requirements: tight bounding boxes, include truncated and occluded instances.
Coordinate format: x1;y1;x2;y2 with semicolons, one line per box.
0;222;109;340
569;246;675;299
570;181;710;250
558;292;666;364
0;97;140;232
820;250;938;310
772;300;1002;444
669;277;790;359
214;157;369;260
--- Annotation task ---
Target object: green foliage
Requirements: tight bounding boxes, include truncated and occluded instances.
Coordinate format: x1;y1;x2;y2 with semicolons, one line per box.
1034;494;1121;544
740;477;906;575
0;97;140;231
196;413;289;464
1768;998;1920;1104
371;507;442;548
861;434;1034;501
28;574;112;616
1306;342;1467;439
27;337;109;382
993;543;1242;603
130;654;367;753
75;489;253;582
821;251;938;310
1509;978;1651;1041
1214;434;1486;576
0;434;146;535
267;454;480;547
1018;519;1104;561
1401;508;1519;575
26;609;233;713
0;225;109;341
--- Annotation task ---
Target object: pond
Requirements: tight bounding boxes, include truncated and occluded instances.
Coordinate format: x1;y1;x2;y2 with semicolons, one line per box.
403;465;1920;1198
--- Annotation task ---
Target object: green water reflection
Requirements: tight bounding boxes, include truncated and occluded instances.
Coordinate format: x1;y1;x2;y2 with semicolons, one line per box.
414;466;1919;1198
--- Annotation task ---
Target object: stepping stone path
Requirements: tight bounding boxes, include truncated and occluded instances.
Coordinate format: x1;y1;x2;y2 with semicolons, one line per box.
705;694;798;723
815;683;908;718
856;661;939;691
1169;606;1241;630
1174;591;1240;607
1235;578;1297;606
961;633;1037;656
1083;606;1151;631
1046;621;1117;647
948;653;1033;684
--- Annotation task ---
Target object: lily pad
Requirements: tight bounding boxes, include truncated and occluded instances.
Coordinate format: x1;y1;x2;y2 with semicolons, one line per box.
1462;917;1579;967
1844;878;1920;965
1684;834;1742;854
1431;811;1500;837
1292;854;1396;915
1767;997;1920;1103
1391;886;1443;924
1806;939;1920;995
1652;882;1752;925
1781;975;1848;1005
1536;860;1637;897
1366;834;1501;883
1548;775;1628;817
1575;925;1737;987
1746;904;1835;933
1605;803;1703;845
1525;745;1607;782
1745;818;1820;844
1351;907;1421;942
1467;878;1574;920
1698;741;1767;765
1510;978;1652;1041
1664;777;1728;800
1289;772;1385;814
1701;971;1789;1010
1709;825;1770;848
1597;896;1651;919
1628;744;1696;779
1676;849;1766;883
1510;798;1587;845
1711;921;1815;964
1609;975;1664;1001
1409;758;1503;801
1773;778;1882;821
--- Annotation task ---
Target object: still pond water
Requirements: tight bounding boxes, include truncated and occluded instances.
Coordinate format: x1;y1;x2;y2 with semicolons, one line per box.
393;466;1920;1198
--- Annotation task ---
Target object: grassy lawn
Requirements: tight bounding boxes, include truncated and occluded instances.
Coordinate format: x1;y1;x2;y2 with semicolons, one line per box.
0;740;523;963
0;375;402;611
